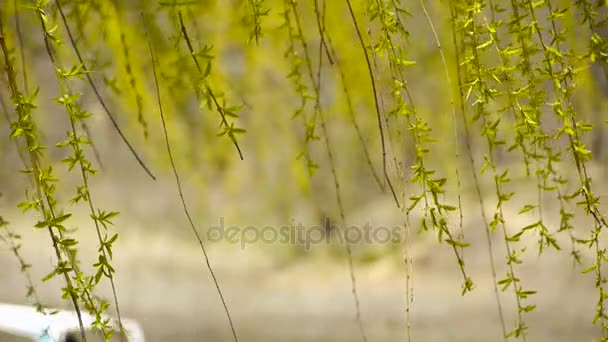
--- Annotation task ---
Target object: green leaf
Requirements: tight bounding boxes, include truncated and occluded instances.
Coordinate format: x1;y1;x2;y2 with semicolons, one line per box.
445;238;470;248
518;204;538;214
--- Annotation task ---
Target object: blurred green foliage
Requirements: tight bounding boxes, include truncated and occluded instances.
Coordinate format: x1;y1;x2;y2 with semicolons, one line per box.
2;0;608;340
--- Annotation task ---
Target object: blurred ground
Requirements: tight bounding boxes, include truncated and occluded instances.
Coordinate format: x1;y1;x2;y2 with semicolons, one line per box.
0;178;604;341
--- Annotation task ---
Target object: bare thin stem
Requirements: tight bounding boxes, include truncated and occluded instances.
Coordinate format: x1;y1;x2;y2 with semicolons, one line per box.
303;2;367;339
142;12;239;342
323;31;385;191
344;0;400;208
13;0;27;92
418;0;465;256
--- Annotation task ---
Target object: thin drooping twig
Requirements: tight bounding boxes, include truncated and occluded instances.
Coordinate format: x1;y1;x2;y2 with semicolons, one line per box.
369;0;473;295
0;13;87;341
80;121;105;171
365;13;416;337
448;1;507;338
141;12;239;342
35;8;124;340
0;92;29;167
0;217;46;313
312;0;334;65
287;2;366;340
55;1;156;180
36;7;125;338
370;48;397;188
321;24;385;192
402;218;414;342
184;8;252;110
13;0;27;92
368;20;401;188
525;0;608;334
310;1;367;340
418;0;466;263
177;12;244;161
344;0;400;208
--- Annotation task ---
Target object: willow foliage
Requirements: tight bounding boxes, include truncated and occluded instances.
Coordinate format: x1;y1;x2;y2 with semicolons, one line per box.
1;0;608;341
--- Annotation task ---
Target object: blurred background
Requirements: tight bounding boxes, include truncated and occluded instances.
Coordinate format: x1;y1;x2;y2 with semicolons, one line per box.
1;0;608;341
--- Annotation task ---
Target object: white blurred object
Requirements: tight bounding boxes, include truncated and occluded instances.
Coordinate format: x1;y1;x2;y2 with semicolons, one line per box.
0;303;145;342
